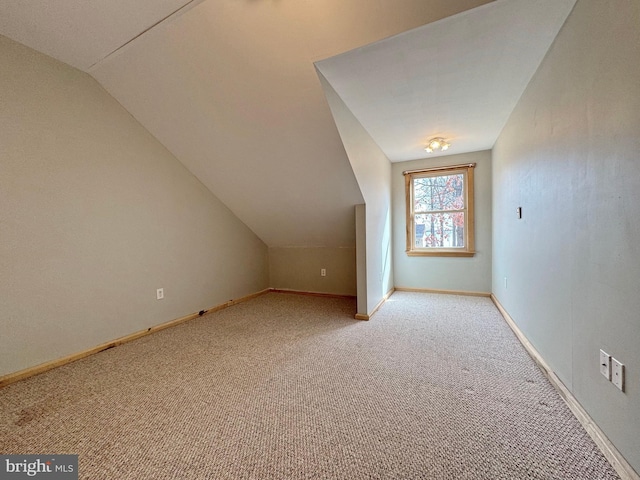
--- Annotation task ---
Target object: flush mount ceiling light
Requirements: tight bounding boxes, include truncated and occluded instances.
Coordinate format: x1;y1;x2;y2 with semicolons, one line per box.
424;137;450;153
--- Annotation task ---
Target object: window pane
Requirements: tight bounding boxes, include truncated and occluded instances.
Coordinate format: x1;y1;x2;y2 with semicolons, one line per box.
413;174;464;212
415;212;465;248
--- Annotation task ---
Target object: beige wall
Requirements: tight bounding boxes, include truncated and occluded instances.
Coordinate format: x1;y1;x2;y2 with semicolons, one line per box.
492;1;640;472
269;247;356;296
0;36;269;377
392;151;492;293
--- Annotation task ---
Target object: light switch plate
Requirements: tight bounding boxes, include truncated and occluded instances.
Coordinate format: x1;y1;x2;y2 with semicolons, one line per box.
600;350;611;380
612;358;625;391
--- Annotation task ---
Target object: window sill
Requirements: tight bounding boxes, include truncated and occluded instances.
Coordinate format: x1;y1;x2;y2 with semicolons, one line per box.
406;250;476;257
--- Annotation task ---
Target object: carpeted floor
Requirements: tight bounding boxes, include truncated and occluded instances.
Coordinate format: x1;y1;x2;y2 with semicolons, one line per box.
0;292;620;479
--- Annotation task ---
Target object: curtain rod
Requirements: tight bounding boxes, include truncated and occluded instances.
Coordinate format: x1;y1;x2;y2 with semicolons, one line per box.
402;163;476;175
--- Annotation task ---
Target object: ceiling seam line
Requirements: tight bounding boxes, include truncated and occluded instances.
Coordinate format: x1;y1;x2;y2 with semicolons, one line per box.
86;0;205;71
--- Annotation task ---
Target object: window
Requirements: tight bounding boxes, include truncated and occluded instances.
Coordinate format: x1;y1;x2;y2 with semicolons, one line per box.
404;163;476;257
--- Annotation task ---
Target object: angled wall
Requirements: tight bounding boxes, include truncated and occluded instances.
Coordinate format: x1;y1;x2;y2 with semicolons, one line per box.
318;71;393;316
0;36;269;377
492;1;640;473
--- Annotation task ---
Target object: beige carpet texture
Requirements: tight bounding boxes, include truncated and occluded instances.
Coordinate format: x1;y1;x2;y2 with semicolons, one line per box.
0;292;620;479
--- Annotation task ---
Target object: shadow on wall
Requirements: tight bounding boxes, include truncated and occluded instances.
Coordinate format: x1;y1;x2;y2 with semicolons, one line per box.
382;206;392;293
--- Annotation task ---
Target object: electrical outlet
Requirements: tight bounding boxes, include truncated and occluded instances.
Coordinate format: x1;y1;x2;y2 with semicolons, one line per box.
600;350;611;380
612;358;625;391
320;268;326;277
504;277;508;289
156;288;164;300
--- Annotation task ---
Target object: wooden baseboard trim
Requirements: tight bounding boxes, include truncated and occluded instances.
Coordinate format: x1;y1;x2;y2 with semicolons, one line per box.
0;288;271;390
269;288;356;299
490;294;639;480
355;288;395;321
395;287;491;297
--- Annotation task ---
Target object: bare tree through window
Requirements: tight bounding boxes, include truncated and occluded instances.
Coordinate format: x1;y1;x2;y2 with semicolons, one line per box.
404;163;476;257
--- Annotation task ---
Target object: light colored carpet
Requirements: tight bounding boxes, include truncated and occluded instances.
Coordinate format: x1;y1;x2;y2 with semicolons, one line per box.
0;291;619;479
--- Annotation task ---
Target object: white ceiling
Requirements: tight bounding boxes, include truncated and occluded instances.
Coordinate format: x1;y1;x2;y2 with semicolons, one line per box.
316;0;576;161
0;0;574;248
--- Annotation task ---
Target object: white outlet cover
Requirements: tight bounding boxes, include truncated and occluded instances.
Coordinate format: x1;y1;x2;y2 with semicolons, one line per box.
599;350;611;380
612;358;625;391
156;288;164;300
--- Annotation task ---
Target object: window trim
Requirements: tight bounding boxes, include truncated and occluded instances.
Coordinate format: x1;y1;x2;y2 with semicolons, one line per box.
404;163;476;257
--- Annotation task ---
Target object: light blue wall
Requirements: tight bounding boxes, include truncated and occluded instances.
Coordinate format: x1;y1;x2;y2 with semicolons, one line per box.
492;1;640;472
392;151;492;293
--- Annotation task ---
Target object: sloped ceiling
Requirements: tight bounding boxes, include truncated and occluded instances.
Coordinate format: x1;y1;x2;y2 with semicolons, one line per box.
0;0;573;248
316;0;577;162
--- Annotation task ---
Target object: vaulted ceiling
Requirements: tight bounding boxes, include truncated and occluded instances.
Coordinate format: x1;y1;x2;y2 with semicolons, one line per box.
0;0;575;248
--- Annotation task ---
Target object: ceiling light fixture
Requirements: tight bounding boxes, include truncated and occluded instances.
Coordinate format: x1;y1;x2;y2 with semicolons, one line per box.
424;137;450;153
